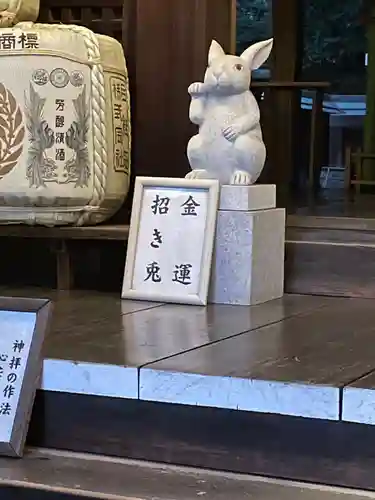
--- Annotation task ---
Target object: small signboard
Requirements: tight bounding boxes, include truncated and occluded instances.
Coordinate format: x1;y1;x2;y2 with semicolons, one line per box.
122;176;219;305
0;297;52;457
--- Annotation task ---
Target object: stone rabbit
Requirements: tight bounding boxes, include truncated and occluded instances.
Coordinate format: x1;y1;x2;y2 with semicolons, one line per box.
186;38;273;185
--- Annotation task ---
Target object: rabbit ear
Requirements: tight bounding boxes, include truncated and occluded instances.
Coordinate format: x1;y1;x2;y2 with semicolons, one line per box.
208;40;225;66
240;38;273;70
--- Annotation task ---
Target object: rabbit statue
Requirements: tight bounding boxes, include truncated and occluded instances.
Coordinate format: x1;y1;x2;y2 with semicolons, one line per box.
186;38;273;185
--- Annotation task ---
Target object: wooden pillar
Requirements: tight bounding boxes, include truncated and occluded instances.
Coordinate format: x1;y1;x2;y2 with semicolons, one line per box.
122;0;234;180
363;2;375;181
270;0;303;203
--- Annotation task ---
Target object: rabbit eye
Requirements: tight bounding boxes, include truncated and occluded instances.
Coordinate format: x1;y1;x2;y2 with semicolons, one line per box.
235;64;243;71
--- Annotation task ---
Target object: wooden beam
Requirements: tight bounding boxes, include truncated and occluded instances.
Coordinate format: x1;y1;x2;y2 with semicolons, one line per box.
230;0;237;53
363;4;375;181
308;90;324;191
272;0;302;80
122;0;233;180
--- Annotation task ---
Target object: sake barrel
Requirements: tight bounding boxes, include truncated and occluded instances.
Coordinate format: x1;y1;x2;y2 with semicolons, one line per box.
0;22;131;225
0;0;39;27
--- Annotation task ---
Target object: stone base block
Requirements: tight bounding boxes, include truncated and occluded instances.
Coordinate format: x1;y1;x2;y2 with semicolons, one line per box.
209;208;285;306
219;184;276;211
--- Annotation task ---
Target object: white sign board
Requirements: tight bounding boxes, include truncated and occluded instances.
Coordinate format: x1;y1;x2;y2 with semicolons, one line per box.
0;298;51;457
122;177;219;305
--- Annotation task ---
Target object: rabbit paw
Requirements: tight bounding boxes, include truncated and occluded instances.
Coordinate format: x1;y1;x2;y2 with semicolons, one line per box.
188;82;204;96
185;169;208;180
230;170;252;185
222;124;242;142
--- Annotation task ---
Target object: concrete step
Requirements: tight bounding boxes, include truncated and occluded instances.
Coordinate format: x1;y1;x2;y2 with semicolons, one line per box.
1;448;375;500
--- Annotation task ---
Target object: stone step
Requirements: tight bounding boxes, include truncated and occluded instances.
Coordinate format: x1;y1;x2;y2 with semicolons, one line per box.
285;216;375;297
1;448;375;500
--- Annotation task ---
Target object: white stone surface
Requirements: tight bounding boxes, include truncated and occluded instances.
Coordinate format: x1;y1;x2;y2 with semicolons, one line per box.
219;184;276;211
342;387;375;425
209;208;285;306
139;369;339;420
186;39;273;186
41;359;138;399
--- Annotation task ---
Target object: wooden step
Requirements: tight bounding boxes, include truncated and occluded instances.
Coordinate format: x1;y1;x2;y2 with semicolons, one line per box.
1;448;375;500
285;215;375;297
4;286;375;492
5;287;375;491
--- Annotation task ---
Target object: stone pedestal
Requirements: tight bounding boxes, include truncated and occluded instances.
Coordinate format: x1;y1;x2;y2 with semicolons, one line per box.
219;184;276;211
209;185;285;306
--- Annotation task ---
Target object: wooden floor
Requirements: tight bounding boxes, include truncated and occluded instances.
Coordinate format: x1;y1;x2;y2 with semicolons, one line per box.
3;194;375;497
2;448;375;500
0;286;368;492
2;286;371;423
5;292;368;420
13;291;375;421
